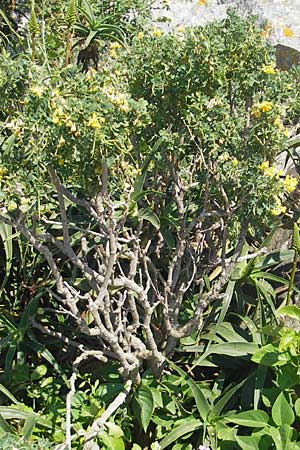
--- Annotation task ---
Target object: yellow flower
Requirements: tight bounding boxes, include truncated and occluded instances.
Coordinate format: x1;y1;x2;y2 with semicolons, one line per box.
271;196;287;216
264;166;277;178
283;174;298;193
259;161;269;171
176;25;185;34
109;49;117;59
274;117;283;128
20;197;29;205
57;136;66;147
66;121;77;133
284;129;289;137
137;32;144;40
262;63;276;75
283;26;294;38
232;158;238;167
110;41;122;50
58;158;65;166
52;107;65;125
152;28;162;38
30;85;44;97
0;167;8;176
87;112;105;129
260;101;272;113
198;0;207;5
259;161;282;179
7;201;17;212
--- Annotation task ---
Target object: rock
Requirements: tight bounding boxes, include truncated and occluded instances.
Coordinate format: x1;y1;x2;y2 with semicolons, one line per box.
276;44;300;70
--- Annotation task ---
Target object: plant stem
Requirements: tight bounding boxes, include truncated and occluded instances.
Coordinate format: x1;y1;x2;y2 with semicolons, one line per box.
287;249;298;305
65;29;71;66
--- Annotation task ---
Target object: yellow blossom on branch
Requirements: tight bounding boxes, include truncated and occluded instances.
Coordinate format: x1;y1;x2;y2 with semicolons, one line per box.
259;161;283;179
274;117;283;128
110;41;122;50
282;174;298;193
152;28;162;38
252;101;272;117
137;32;144;40
260;101;272;113
259;161;269;171
198;0;207;5
87;112;105;129
30;85;44;97
262;63;276;75
66;120;77;133
271;196;287;216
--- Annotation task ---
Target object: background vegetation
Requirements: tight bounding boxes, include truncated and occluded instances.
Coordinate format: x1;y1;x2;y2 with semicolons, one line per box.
1;1;300;449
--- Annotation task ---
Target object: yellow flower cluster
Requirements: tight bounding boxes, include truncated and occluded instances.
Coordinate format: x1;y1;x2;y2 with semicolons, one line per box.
109;42;122;59
152;29;162;38
262;63;276;75
274;117;283;128
271;196;286;216
252;101;272;118
51;105;78;134
198;0;207;5
87;112;105;129
282;174;298;193
0;167;7;180
52;106;66;125
103;86;129;112
259;161;283;179
137;32;144;40
110;42;122;50
30;85;44;97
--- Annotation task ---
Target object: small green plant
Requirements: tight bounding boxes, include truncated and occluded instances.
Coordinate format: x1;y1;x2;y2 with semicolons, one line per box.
0;434;54;450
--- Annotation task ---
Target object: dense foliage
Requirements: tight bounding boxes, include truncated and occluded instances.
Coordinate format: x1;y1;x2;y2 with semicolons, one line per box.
1;1;300;449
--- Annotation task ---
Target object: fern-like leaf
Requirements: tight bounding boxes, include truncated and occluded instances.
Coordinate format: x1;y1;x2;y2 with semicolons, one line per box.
65;0;77;30
28;2;39;35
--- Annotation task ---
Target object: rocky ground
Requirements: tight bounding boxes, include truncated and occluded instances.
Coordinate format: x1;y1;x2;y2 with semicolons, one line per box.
153;0;300;50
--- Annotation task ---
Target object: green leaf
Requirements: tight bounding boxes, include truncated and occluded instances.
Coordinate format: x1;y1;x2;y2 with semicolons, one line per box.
168;360;210;422
133;385;154;432
22;412;37;440
278;424;293;450
0;413;16;435
224;410;269;427
272;392;294;426
0;221;13;295
0;385;20;405
159;419;201;449
236;435;261;450
295;398;300;418
138;208;160;229
251;344;280;366
253;250;294;271
212;378;248;416
276;305;300;321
